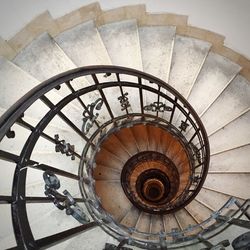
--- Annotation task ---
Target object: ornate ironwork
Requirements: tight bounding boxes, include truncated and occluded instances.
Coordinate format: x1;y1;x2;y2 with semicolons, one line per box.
118;92;130;111
6;127;15;138
54;134;75;160
191;143;202;164
179;120;189;132
104;243;132;250
144;101;172;112
82;98;103;134
0;65;212;249
232;232;250;250
43;171;90;224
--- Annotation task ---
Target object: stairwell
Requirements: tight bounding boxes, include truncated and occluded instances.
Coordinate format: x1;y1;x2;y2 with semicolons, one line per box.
0;2;250;250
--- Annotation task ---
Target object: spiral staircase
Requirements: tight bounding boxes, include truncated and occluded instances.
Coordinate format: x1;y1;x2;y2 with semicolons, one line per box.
0;3;250;250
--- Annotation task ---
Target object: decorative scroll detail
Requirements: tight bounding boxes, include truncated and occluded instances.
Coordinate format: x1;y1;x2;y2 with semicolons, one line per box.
143;102;172;112
6;128;15;138
104;243;132;250
54;134;75;160
191;143;202;164
232;232;250;250
43;171;90;224
192;175;201;184
179;120;189;132
118;92;130;111
82;98;104;134
104;72;111;78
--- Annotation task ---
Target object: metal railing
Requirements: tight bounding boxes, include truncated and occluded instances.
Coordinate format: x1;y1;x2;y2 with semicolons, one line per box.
0;66;210;249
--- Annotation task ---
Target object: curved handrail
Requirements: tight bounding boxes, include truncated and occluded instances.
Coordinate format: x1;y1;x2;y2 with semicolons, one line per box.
0;65;210;249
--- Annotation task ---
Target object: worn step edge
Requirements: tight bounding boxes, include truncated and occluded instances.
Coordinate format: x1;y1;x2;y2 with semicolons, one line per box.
0;37;16;60
95;5;146;26
55;2;102;34
198;72;240;117
210;143;250;156
3;4;250;82
208;108;250;137
139;12;187;27
185;44;212;99
8;11;59;53
202;186;246;201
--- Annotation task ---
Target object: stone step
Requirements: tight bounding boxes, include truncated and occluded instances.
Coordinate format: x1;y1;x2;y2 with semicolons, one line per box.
185;199;212;223
13;32;77;82
120;205;140;228
130;124;149;152
95;147;124;171
150;215;165;235
101;134;131;163
209;144;250;173
168;35;211;98
188;52;242;116
196;188;244;211
203;173;250;199
209;110;250;154
55;20;112;67
0;205;17;249
114;127;140;156
201;74;250;135
163;214;180;232
95;180;131;221
139;26;176;82
0;115;84;160
98;20;142;70
174;209;198;230
53;227;118;250
135;212;151;234
0;57;47;119
93;164;120;181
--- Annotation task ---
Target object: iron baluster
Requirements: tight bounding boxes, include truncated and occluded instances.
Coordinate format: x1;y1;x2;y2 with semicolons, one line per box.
169;97;177;124
65;80;100;129
82;98;104;134
138;77;144;115
43;171;90;223
54;134;77;160
91;74;114;119
116;73;130;114
35;222;98;248
40;95;91;143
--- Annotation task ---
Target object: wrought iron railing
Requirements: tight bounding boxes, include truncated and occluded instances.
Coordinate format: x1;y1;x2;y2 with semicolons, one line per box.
0;66;213;249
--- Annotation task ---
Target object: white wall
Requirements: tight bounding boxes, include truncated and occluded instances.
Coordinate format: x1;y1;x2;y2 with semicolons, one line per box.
0;0;250;59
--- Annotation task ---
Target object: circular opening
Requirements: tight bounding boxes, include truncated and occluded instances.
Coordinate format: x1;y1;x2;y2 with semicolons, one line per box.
148;186;160;199
143;179;165;202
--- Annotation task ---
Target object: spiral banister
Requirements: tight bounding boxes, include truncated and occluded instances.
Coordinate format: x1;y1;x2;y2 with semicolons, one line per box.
0;65;236;249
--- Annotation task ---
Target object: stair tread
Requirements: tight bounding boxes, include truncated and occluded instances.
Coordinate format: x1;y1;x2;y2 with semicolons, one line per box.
139;26;175;82
209;144;250;172
201;74;250;135
204;172;250;199
185;199;212;223
98;19;142;70
209;110;250;154
95;180;131;220
197;188;243;211
169;35;211;98
120;205;140;228
55;20;112;67
13;32;76;82
188;52;242;116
